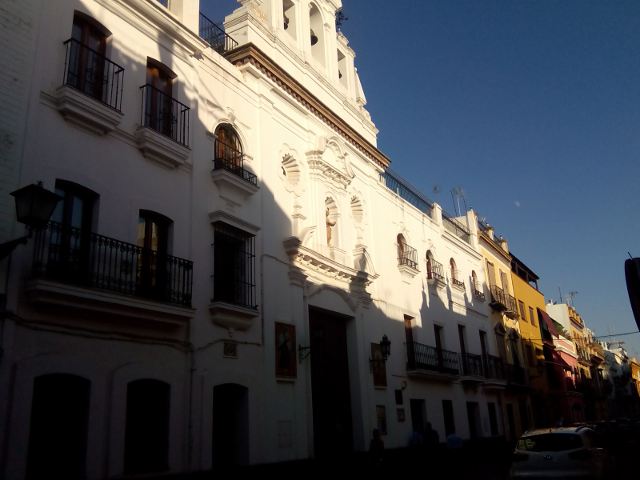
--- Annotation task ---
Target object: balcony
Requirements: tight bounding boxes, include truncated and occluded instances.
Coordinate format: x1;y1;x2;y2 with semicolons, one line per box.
27;222;193;325
427;259;446;288
451;277;465;291
55;38;124;134
211;139;259;203
398;243;419;277
199;13;238;54
461;353;484;380
473;288;486;302
136;84;190;168
407;342;460;379
483;354;508;386
489;285;518;318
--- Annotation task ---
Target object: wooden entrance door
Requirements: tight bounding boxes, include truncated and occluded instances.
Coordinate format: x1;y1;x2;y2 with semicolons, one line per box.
308;307;353;458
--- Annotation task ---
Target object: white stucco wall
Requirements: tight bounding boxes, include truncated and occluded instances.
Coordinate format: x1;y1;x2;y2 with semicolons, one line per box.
1;1;507;477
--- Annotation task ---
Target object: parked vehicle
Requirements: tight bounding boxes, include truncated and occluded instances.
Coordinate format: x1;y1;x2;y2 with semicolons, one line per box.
509;426;610;479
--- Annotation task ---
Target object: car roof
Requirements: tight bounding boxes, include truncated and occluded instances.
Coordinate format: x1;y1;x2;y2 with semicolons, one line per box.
520;426;592;437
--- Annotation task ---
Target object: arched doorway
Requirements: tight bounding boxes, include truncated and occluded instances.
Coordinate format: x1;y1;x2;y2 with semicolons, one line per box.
26;374;91;480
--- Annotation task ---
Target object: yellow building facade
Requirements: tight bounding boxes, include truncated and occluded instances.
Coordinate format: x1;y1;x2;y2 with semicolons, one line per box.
510;254;548;426
478;223;530;440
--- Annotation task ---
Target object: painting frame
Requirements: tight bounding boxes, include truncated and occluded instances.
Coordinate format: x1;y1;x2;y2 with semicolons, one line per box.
275;322;297;379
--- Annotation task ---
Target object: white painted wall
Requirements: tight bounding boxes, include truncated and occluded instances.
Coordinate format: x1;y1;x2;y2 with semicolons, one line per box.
1;1;505;477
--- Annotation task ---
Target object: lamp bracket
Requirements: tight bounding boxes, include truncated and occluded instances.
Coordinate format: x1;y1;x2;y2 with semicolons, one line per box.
298;344;311;363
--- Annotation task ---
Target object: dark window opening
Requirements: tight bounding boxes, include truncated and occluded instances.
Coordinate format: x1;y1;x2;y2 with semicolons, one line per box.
45;180;98;282
137;210;172;300
144;59;175;137
442;399;455;437
212;222;256;309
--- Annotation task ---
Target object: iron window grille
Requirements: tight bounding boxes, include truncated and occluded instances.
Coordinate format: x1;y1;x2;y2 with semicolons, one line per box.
212;222;257;309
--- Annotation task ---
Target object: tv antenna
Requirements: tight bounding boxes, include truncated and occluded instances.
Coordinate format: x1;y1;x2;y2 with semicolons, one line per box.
567;291;578;307
450;186;467;216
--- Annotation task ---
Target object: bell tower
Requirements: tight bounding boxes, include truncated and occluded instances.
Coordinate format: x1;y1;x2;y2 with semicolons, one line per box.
223;0;377;143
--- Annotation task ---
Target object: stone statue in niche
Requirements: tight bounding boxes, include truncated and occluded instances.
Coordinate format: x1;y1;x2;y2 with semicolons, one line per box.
326;207;337;247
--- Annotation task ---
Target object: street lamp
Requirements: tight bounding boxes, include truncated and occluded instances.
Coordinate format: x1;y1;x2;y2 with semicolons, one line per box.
0;182;61;260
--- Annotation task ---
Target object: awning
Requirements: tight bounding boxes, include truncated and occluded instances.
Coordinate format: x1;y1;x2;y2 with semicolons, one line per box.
538;308;558;336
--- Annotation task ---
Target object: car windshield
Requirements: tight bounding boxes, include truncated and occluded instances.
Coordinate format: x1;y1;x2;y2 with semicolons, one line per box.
517;433;583;452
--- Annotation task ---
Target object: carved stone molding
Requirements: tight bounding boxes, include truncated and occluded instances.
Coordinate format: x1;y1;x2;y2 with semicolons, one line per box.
283;236;377;306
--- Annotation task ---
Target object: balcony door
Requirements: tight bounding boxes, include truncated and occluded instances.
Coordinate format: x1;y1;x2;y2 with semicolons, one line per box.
70;13;108;100
434;324;444;370
214;124;242;169
404;315;415;369
48;180;97;283
145;60;175;137
137;210;171;300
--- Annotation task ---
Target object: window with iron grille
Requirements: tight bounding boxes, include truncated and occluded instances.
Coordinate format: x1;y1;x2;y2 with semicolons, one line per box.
212;222;256;309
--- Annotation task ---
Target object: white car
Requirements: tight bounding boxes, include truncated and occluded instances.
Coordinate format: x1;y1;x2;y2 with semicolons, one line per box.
509;426;610;479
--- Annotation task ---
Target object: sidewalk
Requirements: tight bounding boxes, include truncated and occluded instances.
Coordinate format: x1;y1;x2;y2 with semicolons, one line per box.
153;438;512;479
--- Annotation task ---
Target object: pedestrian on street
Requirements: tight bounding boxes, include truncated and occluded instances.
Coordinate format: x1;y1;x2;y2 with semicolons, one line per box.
368;428;385;465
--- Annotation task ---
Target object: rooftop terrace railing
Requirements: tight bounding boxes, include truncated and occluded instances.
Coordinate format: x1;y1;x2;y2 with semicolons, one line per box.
381;170;433;216
199;13;238;54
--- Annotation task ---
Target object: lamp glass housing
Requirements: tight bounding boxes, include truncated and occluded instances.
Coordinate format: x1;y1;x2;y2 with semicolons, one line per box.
10;183;62;229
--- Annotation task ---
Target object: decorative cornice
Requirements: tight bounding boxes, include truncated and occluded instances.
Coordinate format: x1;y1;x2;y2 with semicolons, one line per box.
480;231;511;263
283;236;377;305
225;43;390;170
307;157;352;189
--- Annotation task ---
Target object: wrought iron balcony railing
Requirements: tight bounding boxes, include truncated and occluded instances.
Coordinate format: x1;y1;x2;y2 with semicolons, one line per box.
213;138;258;186
473;288;486;301
398;243;419;270
489;284;517;315
461;352;483;377
32;222;193;307
199;13;238;54
483;354;507;381
407;341;460;375
452;277;465;289
140;84;190;147
427;259;445;282
63;38;124;112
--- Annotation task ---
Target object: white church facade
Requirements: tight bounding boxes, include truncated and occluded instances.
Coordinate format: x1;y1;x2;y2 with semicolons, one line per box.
1;1;519;477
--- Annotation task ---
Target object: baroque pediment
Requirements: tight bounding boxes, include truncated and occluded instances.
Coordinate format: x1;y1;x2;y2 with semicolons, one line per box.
307;137;354;189
283;236;377;305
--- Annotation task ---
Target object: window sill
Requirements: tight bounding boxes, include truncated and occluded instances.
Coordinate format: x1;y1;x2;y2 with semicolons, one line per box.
398;264;419;278
135;126;190;169
209;301;259;331
55;85;123;135
427;276;447;288
211;167;259;205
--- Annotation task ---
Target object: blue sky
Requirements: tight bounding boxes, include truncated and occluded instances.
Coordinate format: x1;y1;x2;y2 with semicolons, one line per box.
202;1;640;357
